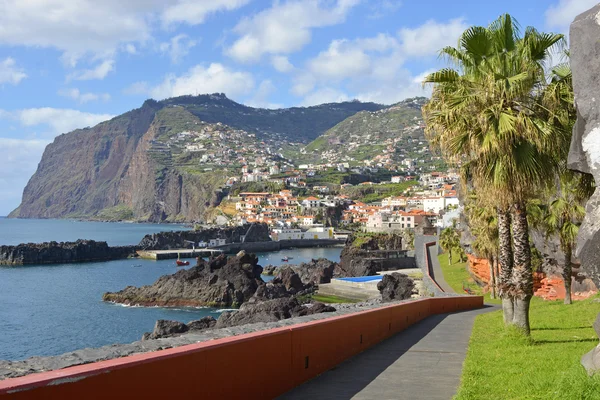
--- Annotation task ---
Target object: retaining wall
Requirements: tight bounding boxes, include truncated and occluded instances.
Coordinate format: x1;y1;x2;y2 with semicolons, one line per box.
0;296;483;399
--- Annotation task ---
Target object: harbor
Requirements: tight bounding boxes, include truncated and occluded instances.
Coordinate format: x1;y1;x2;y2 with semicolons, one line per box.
136;248;224;260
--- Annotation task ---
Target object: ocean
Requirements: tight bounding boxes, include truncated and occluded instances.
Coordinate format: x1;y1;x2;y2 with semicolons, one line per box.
0;219;341;360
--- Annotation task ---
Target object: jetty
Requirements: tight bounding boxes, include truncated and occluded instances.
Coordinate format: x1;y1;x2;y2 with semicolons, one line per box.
136;248;223;260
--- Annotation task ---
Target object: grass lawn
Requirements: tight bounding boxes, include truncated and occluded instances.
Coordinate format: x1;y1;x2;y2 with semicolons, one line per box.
456;297;600;399
438;253;501;304
438;252;600;399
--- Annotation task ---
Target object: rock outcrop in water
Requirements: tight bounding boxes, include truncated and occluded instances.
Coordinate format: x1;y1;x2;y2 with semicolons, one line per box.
138;223;271;249
568;4;600;375
0;240;137;265
336;234;405;277
102;252;264;308
262;258;337;285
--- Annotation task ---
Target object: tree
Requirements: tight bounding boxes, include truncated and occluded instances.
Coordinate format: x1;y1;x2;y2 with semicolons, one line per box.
440;226;461;264
528;172;587;305
465;194;499;299
423;14;566;334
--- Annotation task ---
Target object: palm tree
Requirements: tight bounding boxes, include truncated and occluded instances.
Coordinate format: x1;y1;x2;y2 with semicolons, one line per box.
423;14;566;334
466;195;500;299
439;227;455;264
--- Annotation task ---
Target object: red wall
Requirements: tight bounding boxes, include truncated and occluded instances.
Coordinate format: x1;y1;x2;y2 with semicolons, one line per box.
0;296;483;399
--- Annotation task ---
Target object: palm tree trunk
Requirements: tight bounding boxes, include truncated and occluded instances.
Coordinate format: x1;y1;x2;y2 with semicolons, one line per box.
511;202;533;335
563;243;573;305
489;255;497;299
497;207;514;324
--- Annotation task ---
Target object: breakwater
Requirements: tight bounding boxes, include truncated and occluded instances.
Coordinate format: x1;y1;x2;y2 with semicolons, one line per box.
0;240;138;266
216;238;344;254
138;223;271;250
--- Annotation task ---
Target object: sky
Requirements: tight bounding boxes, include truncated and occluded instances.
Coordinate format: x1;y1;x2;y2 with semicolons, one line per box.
0;0;595;215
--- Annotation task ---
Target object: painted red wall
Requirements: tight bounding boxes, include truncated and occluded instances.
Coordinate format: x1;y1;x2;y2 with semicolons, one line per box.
0;296;483;399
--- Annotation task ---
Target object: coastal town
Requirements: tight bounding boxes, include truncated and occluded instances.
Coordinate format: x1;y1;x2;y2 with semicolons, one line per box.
218;169;461;236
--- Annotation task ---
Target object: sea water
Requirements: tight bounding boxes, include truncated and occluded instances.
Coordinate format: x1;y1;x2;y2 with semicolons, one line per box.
0;219;341;360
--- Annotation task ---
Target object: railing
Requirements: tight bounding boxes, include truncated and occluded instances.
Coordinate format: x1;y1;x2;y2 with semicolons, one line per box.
0;296;483;399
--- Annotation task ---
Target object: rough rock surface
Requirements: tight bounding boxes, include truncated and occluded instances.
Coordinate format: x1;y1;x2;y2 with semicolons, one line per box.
377;273;415;302
568;4;600;374
261;259;337;285
138;223;271;250
336;234;403;277
102;253;263;307
142;317;217;340
253;268;313;300
0;240;137;265
215;298;335;328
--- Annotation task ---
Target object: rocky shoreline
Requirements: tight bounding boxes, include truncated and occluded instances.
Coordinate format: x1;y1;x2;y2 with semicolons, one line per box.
0;240;138;266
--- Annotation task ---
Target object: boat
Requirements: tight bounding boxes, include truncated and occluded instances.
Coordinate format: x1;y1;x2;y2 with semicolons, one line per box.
176;260;190;266
281;257;289;262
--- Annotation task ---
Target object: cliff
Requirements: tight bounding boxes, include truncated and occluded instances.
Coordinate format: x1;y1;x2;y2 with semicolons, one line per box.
10;94;386;222
0;240;137;265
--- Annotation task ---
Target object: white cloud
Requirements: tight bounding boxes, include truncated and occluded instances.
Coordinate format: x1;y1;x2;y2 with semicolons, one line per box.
246;80;283;109
301;87;350;106
160;34;198;64
271;56;294;73
124;44;138;55
545;0;599;31
161;0;251;27
0;58;27;85
68;60;115;81
227;0;361;63
0;108;114;135
368;0;402;19
0;138;50;215
138;63;254;100
0;1;246;65
398;18;468;57
307;39;375;81
294;18;466;105
58;88;111;104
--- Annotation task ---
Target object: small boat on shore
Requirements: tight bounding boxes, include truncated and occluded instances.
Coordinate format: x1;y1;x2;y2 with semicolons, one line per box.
176;260;190;266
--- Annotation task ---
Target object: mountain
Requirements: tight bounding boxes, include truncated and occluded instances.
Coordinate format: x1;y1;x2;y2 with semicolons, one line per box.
296;97;432;165
9;94;388;222
160;93;385;143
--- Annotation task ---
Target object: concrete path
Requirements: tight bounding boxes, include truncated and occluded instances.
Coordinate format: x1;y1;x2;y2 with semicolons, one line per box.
428;245;455;294
279;306;497;400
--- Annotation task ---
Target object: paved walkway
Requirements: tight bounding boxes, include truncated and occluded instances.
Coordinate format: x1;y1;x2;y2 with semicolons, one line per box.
428;245;455;294
279;306;497;400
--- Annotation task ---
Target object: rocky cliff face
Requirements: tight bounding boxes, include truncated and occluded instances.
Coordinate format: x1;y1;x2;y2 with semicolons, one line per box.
10;94;386;222
568;5;600;290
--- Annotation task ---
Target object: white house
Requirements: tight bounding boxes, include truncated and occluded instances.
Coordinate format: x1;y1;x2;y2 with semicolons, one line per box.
301;196;321;208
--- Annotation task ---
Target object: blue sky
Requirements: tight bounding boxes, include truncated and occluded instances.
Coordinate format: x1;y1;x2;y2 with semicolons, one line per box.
0;0;594;215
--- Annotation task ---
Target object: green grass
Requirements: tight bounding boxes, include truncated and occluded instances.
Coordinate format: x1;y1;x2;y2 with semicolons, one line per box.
438;253;500;304
438;251;600;398
455;296;600;399
311;294;361;304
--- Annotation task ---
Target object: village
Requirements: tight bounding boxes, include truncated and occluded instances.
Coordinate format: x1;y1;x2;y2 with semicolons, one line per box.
220;169;461;239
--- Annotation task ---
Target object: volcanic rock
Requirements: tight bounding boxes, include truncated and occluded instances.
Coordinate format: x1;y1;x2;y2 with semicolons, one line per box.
377;273;415;302
103;253;263;308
